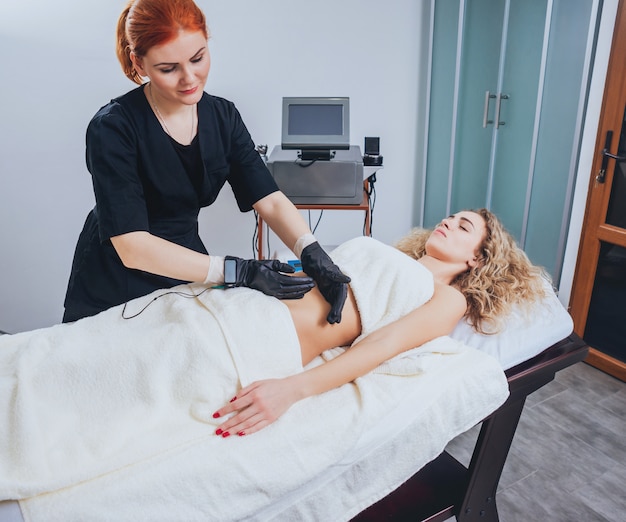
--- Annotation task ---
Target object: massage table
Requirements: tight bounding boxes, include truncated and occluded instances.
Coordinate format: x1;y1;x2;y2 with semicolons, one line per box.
352;332;588;522
0;241;586;522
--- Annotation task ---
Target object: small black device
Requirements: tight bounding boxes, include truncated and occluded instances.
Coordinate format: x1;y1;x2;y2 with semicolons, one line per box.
364;137;379;156
224;257;238;288
363;137;383;166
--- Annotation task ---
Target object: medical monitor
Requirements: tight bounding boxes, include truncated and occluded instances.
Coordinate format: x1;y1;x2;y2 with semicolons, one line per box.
281;97;350;157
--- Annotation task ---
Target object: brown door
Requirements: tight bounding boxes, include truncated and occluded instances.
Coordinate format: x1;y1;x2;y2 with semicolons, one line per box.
570;0;626;382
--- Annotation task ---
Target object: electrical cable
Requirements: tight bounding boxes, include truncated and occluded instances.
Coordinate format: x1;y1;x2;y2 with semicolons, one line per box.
121;286;216;320
308;209;324;234
365;174;377;236
252;210;259;258
296;159;316;168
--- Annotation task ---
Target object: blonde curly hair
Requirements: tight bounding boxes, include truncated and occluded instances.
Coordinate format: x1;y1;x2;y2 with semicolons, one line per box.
394;208;548;334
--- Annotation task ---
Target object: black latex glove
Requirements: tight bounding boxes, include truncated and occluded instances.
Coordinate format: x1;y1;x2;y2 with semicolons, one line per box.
300;242;351;324
226;256;315;299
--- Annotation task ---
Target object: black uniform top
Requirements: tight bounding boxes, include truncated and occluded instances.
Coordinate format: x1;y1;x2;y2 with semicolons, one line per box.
63;86;278;322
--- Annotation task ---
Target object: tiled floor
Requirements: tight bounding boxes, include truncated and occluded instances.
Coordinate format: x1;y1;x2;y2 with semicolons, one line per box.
444;361;626;522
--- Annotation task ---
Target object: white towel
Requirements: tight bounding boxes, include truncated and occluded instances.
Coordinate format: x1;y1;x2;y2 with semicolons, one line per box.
1;237;509;521
0;285;302;499
18;339;508;522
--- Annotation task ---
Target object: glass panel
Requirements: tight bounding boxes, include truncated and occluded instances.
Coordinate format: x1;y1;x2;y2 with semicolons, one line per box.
490;0;547;241
584;242;626;363
451;0;504;212
606;105;626;228
424;0;460;227
524;0;595;280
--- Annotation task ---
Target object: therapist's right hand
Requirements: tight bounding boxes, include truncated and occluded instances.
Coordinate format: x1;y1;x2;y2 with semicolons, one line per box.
226;256;315;299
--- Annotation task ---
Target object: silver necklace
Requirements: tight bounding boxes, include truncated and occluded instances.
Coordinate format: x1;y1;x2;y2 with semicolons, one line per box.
149;82;195;143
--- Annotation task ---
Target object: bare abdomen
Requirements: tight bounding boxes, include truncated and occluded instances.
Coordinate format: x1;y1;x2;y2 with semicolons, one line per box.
283;286;362;366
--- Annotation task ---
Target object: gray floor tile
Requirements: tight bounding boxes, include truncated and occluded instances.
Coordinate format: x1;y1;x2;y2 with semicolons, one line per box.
532;389;626;463
498;468;611;522
598;387;626;418
575;462;626;522
443;362;625;522
508;407;617;492
524;376;567;408
554;362;624;399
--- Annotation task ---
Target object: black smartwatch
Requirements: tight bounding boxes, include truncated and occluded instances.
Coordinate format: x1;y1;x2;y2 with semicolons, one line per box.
224;257;238;288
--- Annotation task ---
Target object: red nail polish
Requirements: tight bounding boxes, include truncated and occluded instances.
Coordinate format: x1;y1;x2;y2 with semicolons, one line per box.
215;428;223;435
237;431;245;437
222;431;230;438
212;412;220;418
230;396;237;403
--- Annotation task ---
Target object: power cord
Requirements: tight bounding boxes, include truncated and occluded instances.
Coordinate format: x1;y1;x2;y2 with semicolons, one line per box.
121;286;217;320
309;209;324;234
365;173;377;236
253;210;260;258
252;209;271;259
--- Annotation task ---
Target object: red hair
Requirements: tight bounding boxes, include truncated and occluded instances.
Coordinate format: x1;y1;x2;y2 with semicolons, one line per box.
116;0;208;85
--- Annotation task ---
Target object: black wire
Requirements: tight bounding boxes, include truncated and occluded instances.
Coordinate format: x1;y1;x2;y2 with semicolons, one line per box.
297;159;317;168
365;175;377;236
251;210;270;259
312;209;323;234
252;210;259;258
307;209;324;234
121;286;215;320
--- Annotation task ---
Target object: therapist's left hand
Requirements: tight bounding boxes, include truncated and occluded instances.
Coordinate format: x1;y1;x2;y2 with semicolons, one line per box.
300;242;351;324
212;378;299;437
227;256;315;299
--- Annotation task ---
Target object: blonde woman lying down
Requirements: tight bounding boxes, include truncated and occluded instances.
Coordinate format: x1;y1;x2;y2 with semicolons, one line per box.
0;209;546;499
213;208;545;437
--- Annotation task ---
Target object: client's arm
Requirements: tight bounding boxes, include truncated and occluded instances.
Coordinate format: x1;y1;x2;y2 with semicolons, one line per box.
213;283;466;437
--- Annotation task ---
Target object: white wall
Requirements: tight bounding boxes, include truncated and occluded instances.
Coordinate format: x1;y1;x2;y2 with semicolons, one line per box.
0;0;426;332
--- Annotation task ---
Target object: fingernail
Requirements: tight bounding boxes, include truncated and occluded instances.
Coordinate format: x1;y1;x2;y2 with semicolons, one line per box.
222;431;230;438
215;428;223;435
229;396;237;403
237;431;245;437
212;412;220;418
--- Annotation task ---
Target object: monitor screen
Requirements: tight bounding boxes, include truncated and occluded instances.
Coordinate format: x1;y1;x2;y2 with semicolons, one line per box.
281;97;350;151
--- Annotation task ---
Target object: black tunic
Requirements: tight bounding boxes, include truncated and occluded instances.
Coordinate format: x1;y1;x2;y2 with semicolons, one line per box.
63;86;278;322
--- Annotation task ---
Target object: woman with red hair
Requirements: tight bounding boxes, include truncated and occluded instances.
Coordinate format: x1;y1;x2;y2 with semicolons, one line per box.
63;0;348;324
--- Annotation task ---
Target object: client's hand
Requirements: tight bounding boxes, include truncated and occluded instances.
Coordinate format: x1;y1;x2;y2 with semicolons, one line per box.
227;256;314;299
212;378;299;437
299;242;351;324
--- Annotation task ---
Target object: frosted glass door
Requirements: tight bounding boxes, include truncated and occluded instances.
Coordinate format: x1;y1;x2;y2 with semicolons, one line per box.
423;0;600;281
490;0;547;240
524;0;598;276
451;0;505;211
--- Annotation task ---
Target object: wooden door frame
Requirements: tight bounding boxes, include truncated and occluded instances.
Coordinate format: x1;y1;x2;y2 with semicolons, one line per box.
569;0;626;381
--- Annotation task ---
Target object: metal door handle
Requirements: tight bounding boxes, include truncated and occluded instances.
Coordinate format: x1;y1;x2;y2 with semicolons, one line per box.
597;130;626;183
483;91;496;128
495;94;509;129
602;149;626;161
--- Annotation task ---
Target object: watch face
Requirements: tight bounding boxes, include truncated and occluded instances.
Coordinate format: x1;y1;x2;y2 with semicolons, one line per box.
224;259;237;285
